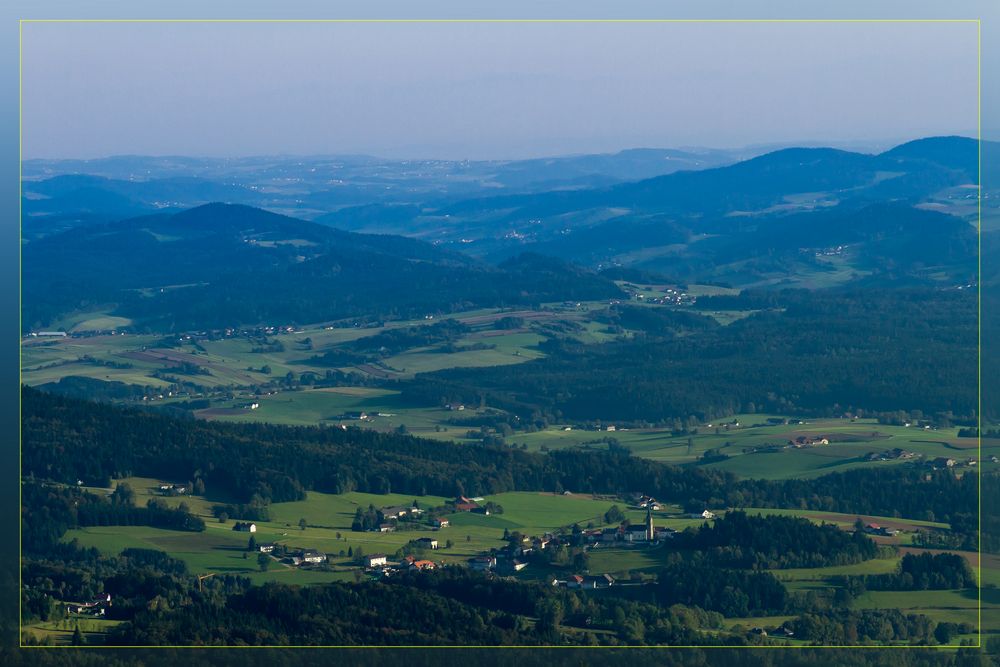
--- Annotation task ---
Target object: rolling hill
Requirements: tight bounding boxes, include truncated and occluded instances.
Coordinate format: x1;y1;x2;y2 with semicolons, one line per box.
22;203;622;332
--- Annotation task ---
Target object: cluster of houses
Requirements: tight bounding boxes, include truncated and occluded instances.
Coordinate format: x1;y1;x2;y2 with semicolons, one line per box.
382;505;424;521
620;284;696;307
284;549;327;566
927;457;978;470
452;496;491;515
789;435;830;448
158;483;188;496
864;448;918;462
467;507;676;576
555;574;616;590
862;523;901;538
255;542;328;566
66;594;112;616
630;494;662;511
362;553;438;574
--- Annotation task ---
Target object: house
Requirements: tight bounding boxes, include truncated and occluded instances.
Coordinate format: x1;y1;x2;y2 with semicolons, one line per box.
258;543;276;554
600;527;619;543
445;404;466;411
931;457;957;468
689;510;716;520
378;523;395;533
301;550;327;564
410;559;436;571
415;537;439;550
232;522;257;533
469;556;496;571
454;496;480;512
364;554;388;568
382;506;409;520
606;425;616;432
433;518;450;528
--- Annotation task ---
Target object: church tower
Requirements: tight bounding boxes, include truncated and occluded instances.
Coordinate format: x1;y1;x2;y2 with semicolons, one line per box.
645;507;654;541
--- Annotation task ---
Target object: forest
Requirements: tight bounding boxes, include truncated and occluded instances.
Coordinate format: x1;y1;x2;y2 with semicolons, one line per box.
403;288;977;424
670;511;880;569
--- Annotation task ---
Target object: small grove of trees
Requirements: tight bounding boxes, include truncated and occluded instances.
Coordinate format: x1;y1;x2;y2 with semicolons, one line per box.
603;505;624;524
836;552;976;592
672;511;878;569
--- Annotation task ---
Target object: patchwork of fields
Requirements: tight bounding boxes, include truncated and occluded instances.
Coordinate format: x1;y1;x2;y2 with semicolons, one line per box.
54;475;991;642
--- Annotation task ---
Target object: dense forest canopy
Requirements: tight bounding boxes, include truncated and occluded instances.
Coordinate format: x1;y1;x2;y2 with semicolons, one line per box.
404;288;977;424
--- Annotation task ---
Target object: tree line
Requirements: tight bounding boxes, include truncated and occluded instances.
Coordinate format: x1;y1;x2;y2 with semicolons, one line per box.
23;387;980;525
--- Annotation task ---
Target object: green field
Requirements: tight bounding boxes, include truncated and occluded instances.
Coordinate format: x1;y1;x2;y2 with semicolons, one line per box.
509;417;992;481
63;483;684;581
22;306;571;390
51;476;990;643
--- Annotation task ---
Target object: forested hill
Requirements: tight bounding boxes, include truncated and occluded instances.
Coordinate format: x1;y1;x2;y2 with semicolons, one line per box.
437;136;982;221
22;387;977;523
22;203;622;331
404;288;977;424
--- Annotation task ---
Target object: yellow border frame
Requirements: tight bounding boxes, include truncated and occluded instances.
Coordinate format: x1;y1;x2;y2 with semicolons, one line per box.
17;17;984;650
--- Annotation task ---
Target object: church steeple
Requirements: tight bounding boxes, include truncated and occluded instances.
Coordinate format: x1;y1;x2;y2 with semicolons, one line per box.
645;506;654;541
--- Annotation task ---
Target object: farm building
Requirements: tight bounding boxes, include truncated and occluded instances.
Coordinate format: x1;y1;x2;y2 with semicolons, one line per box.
409;559;436;571
364;554;388;568
300;549;327;564
454;496;480;512
382;506;410;520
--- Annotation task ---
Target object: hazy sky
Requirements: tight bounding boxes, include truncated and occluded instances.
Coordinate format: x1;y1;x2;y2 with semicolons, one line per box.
22;20;979;160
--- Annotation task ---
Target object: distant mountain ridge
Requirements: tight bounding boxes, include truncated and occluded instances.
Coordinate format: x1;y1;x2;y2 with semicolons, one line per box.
21;136;991;330
22;203;622;332
21;146;752;241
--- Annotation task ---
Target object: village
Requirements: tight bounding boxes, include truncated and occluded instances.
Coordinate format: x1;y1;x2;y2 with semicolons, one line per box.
219;491;724;588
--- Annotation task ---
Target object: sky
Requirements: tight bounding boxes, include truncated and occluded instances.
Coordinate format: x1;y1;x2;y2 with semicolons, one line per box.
21;20;980;160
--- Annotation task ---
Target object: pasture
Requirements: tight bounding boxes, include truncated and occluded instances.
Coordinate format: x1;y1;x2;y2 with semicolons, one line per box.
511;417;992;481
